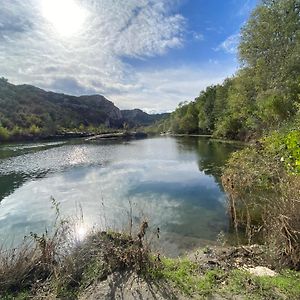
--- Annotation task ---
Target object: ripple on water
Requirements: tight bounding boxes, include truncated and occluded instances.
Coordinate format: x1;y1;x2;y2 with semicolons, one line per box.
0;137;240;255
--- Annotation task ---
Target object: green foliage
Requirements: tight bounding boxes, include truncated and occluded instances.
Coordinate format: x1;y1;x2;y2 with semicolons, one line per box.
169;102;199;134
0;126;10;141
1;291;30;300
225;269;300;300
0;79;166;141
152;258;198;294
222;127;300;268
165;0;299;141
149;257;223;296
28;124;41;135
239;0;300;90
264;129;300;174
196;86;217;133
149;257;300;299
283;130;300;173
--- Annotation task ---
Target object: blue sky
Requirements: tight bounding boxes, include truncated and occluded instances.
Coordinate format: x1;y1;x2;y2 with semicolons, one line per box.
0;0;258;112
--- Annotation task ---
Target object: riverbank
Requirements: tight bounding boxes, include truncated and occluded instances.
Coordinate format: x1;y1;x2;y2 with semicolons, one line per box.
0;134;298;299
166;133;249;146
0;130;149;144
1;225;299;300
0;131;94;143
85;131;148;141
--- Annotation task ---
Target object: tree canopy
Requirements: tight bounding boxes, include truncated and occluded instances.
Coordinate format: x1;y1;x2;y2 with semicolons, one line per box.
166;0;300;141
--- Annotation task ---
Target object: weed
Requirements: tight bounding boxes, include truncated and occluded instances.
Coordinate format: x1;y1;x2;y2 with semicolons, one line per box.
148;256;300;299
224;269;300;300
222;135;300;269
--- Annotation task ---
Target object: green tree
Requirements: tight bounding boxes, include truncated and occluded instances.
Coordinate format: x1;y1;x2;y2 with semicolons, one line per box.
180;102;199;133
239;0;300;122
29;124;41;135
196;86;217;133
0;126;10;141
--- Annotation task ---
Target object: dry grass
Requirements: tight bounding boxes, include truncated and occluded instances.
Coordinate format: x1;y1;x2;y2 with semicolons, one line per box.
0;209;152;299
222;146;300;269
0;218;71;296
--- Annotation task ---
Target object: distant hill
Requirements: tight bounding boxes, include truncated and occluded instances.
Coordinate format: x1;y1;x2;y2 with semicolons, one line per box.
0;78;167;133
121;109;170;127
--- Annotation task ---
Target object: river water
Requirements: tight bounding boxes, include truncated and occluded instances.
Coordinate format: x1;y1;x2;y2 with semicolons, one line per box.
0;136;240;256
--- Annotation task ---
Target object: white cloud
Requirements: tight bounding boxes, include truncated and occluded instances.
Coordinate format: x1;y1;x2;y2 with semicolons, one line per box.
0;0;234;112
192;31;204;41
0;0;187;106
109;63;237;112
215;33;240;54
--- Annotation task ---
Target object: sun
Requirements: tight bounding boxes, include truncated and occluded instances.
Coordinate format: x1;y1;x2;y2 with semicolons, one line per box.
41;0;88;37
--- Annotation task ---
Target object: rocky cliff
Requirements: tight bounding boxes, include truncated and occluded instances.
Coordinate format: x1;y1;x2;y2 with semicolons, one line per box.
0;78;165;130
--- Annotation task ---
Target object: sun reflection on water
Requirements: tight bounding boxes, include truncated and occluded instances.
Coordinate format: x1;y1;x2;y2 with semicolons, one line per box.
74;222;89;242
68;147;88;166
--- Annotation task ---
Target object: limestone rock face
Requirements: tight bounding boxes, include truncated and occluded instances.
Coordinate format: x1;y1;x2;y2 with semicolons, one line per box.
0;79;167;130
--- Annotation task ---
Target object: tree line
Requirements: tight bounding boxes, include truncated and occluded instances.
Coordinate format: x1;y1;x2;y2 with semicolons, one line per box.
162;0;299;141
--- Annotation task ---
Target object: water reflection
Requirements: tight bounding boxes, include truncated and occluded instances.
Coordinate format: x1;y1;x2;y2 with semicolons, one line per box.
176;137;241;186
0;137;241;255
0;141;68;198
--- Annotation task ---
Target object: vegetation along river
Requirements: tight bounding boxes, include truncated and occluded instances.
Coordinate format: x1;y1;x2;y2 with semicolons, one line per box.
0;137;241;256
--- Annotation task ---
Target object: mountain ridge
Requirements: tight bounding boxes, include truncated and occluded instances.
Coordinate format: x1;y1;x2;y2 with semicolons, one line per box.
0;78;168;134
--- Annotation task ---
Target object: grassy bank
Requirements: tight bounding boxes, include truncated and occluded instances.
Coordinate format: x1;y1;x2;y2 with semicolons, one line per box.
149;257;300;299
222;119;300;270
1;214;299;299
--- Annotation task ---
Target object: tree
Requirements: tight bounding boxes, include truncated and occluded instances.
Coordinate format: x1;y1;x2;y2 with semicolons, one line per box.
239;0;300;123
180;102;199;133
196;86;217;133
0;126;10;141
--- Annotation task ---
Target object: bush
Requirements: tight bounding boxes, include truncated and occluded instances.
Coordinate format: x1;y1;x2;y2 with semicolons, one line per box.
0;212;152;298
222;132;300;269
0;126;10;141
29;124;41;135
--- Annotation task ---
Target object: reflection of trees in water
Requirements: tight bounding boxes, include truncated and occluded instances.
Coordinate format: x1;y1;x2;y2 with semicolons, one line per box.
0;171;50;202
0;173;28;201
175;137;241;187
0;143;64;160
0;142;65;202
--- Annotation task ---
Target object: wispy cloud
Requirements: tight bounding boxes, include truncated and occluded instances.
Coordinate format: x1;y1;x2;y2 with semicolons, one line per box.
0;0;188;108
215;33;240;54
109;63;237;112
192;31;204;41
0;0;234;112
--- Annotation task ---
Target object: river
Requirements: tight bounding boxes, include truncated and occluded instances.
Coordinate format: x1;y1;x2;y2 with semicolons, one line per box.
0;136;240;256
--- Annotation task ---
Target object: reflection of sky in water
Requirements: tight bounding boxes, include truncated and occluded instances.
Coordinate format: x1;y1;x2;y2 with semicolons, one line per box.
0;137;238;255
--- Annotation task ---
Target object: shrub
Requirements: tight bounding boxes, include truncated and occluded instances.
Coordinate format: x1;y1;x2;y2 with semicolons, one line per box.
222;132;300;269
0;126;10;141
28;124;41;135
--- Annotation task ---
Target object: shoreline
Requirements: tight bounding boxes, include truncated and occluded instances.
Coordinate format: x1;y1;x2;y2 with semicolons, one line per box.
1;131;250;146
0;131;149;145
1;226;298;299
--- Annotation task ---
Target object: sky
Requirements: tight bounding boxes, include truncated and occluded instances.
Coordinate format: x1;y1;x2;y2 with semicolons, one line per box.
0;0;258;113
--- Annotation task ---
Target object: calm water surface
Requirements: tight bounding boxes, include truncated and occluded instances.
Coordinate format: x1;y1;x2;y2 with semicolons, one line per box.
0;137;240;255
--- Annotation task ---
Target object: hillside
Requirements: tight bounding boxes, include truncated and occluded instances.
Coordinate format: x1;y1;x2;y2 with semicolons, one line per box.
121;109;169;127
0;78;166;140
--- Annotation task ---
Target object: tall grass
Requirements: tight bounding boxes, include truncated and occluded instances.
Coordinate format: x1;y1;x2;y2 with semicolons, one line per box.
0;202;153;298
222;140;300;269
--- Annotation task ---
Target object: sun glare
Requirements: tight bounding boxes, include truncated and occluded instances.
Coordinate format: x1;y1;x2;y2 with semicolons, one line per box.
41;0;87;37
75;223;88;242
